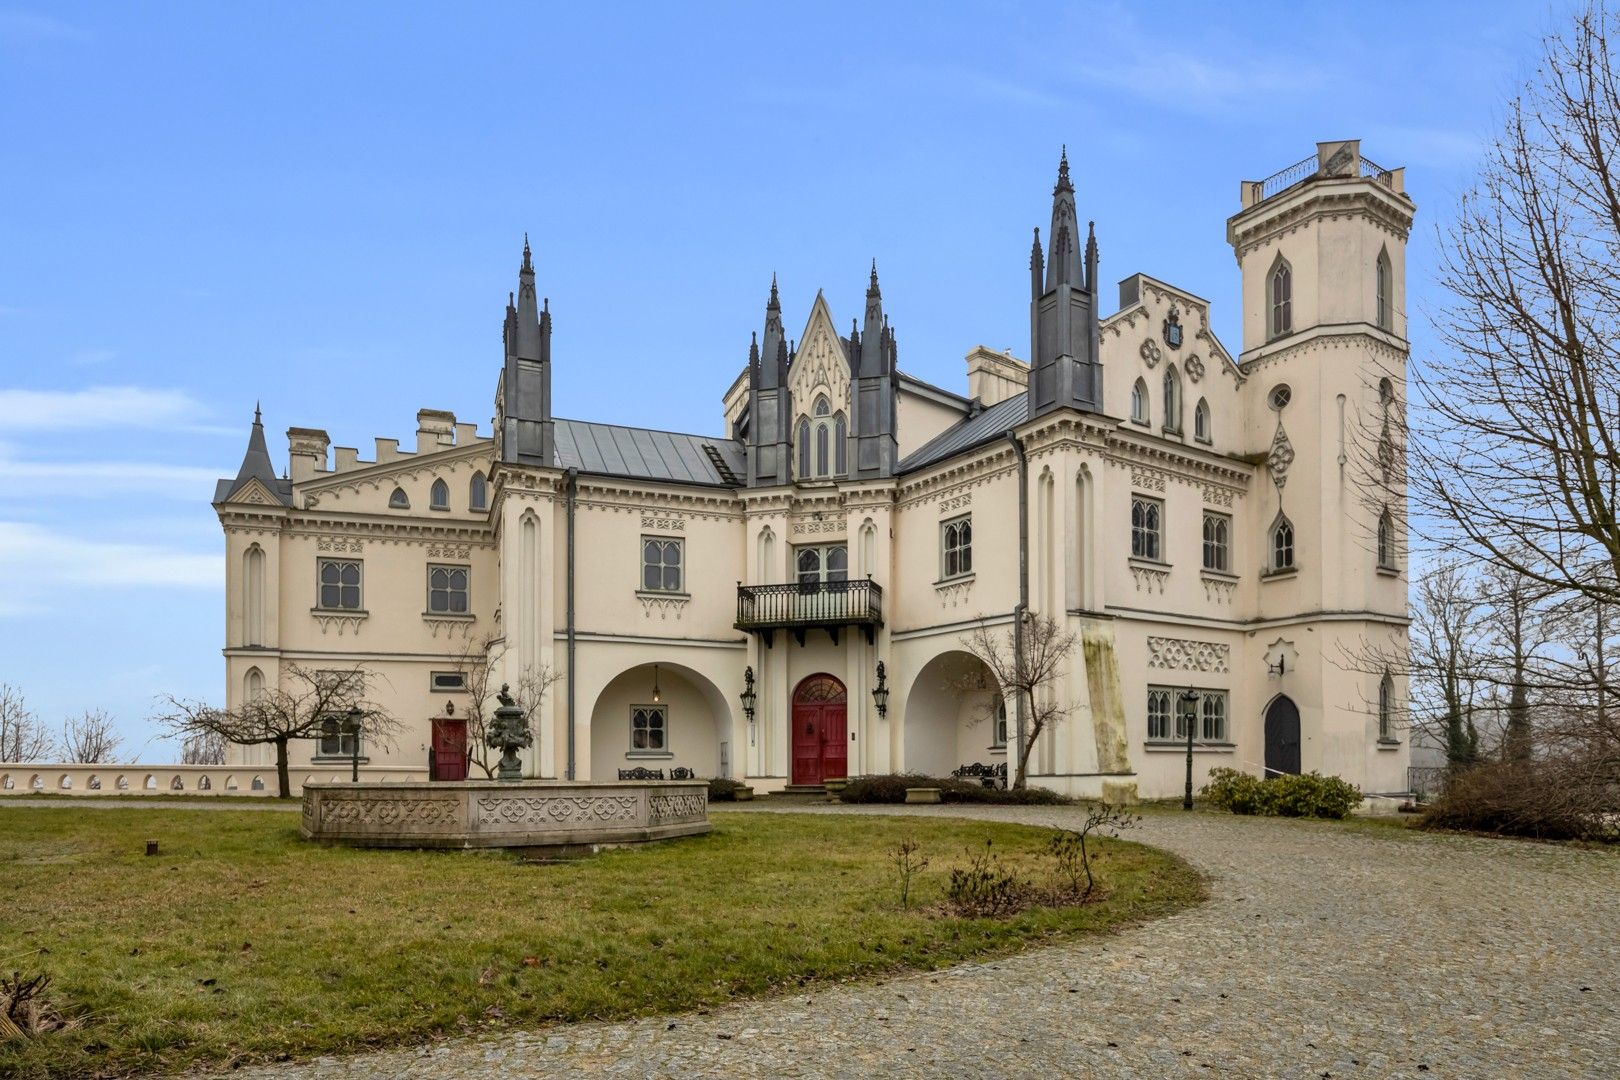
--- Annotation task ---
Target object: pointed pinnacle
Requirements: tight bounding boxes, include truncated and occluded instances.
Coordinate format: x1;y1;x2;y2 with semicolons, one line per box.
768;272;780;309
521;233;533;273
1056;145;1072;192
254;401;262;424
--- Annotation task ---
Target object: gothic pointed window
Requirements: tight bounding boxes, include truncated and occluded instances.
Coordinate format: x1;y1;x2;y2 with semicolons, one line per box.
796;417;811;478
1131;378;1149;425
469;471;488;512
1378;672;1396;741
1375;248;1392;331
1163;365;1182;433
1269;514;1295;572
388;486;410;510
430;478;449;510
1131;495;1162;561
806;395;838;478
1194;398;1211;443
1377;506;1395;568
1270;257;1292;339
834;412;847;475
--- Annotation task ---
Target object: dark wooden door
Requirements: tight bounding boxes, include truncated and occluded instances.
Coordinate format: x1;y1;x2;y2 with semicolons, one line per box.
791;674;848;786
1264;697;1301;778
430;717;468;782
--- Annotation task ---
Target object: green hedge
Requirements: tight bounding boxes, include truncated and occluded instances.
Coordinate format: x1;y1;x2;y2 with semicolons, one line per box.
1200;767;1361;819
837;773;1071;806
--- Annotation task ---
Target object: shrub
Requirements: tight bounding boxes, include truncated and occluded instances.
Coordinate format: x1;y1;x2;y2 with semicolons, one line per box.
1421;760;1617;842
838;773;934;804
944;839;1026;917
706;777;747;802
837;773;1072;806
1200;767;1362;819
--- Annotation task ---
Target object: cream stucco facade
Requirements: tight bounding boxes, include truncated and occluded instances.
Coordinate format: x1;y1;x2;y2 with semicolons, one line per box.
214;140;1412;800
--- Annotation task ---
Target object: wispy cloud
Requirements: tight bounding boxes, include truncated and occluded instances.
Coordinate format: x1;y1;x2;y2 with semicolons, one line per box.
0;385;235;435
0;521;218;593
0;444;223;499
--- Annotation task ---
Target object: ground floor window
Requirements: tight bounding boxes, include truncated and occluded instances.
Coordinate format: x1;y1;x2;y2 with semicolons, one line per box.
992;697;1008;747
317;716;360;757
1147;686;1229;743
630;705;667;752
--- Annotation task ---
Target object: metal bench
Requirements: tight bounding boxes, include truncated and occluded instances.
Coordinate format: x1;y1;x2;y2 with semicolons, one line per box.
669;767;696;780
618;767;666;781
952;762;1008;788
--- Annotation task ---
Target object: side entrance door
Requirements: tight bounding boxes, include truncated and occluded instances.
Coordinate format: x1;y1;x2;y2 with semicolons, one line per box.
430;717;468;781
1264;696;1301;778
791;673;849;786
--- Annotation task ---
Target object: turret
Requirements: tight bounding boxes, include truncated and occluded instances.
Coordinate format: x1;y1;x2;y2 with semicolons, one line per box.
222;404;291;505
745;275;794;486
498;235;555;467
849;262;898;478
1028;149;1103;419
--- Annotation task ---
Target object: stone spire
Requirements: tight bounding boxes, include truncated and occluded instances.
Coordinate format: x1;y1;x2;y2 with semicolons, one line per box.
850;262;899;479
499;235;555;467
745;275;794;487
1029;149;1102;419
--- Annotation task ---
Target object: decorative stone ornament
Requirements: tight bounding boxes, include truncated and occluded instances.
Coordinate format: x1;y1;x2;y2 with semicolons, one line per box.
1185;353;1205;382
1268;423;1296;489
487;683;532;781
1139;339;1162;368
1163;304;1184;349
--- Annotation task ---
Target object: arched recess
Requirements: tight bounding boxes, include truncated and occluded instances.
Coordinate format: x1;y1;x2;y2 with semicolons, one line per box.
1037;467;1056;615
519;511;539;663
243;544;266;646
859;519;877;577
244;666;264;703
902;651;1004;779
1263;694;1301;777
588;662;732;780
756;526;776;585
1073;465;1095;611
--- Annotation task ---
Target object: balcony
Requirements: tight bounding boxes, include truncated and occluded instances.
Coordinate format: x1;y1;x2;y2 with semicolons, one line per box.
735;579;883;646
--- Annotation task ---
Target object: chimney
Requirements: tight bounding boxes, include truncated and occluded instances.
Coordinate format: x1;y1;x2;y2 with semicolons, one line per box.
965;346;1029;407
415;409;457;453
286;427;331;483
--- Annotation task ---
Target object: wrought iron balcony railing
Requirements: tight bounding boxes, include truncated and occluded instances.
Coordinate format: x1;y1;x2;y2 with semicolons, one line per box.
735;579;883;645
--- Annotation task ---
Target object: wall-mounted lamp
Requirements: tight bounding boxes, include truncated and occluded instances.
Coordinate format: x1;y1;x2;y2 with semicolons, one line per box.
740;666;757;723
651;664;662;704
872;660;890;718
445;699;455;716
1267;656;1287;678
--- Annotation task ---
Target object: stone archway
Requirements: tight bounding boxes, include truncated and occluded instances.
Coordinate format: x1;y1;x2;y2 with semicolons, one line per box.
1264;695;1301;777
902;651;1005;779
588;662;729;781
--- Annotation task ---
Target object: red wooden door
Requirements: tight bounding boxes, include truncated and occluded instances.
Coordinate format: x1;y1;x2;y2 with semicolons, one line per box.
791;674;848;786
430;717;467;781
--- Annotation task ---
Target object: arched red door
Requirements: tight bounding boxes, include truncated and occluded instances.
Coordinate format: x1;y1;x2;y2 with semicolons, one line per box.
792;674;848;786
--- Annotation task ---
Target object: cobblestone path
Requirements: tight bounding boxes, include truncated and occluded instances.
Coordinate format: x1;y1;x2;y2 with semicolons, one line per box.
222;804;1618;1079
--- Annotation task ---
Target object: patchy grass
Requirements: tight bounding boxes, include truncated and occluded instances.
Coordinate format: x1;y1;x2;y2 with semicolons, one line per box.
0;807;1200;1078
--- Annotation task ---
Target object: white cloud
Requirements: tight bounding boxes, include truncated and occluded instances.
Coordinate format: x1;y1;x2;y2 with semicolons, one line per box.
0;521;219;592
0;385;232;434
0;445;224;499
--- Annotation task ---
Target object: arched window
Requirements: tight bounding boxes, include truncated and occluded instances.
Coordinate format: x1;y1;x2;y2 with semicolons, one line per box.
469;471;488;512
388;487;410;510
1377;506;1395;568
1270;514;1295;571
1270;258;1292;339
1201;692;1228;742
834;412;847;475
1163;365;1182;432
1194;398;1211;442
430;478;449;510
1201;512;1230;572
1378;672;1395;741
1379;377;1394;406
804;395;842;479
816;421;829;476
1131;378;1149;425
796;417;811;478
1375;248;1392;331
1147;689;1171;741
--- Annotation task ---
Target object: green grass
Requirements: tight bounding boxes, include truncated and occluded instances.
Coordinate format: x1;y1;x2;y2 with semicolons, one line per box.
0;807;1201;1078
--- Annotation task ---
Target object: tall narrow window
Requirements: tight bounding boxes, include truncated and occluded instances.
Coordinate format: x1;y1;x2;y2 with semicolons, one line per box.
430;478;449;510
834;412;847;474
1130;496;1162;561
641;537;684;593
1194;398;1211;442
1147;689;1172;741
1270;515;1295;571
427;565;469;613
816;422;829;476
1270;258;1292;338
1378;673;1395;741
806;395;839;478
941;516;973;579
1201;691;1229;741
1131;378;1149;424
1202;512;1230;572
469;471;488;512
1377;507;1395;568
796;417;811;478
1163;365;1182;432
1375;249;1392;330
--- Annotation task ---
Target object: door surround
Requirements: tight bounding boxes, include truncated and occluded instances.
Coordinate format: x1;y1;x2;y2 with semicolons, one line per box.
791;673;848;786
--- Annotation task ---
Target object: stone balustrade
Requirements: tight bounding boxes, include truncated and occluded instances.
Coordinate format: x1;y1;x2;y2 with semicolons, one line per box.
0;763;428;797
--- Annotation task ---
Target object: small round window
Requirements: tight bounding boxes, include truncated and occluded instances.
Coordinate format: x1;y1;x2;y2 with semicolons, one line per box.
1269;384;1292;411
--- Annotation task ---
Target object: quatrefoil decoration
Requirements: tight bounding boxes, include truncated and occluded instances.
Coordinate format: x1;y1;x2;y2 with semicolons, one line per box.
1185;353;1205;382
1139;339;1162;368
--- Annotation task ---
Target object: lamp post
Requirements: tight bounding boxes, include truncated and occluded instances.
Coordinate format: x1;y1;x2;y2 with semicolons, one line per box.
740;666;757;723
1179;688;1200;811
871;661;889;718
346;705;364;784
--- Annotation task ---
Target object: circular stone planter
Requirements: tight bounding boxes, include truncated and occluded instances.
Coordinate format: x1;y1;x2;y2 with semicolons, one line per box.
300;780;711;852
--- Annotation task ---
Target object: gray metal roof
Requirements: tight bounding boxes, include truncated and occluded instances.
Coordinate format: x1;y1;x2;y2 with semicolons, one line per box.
897;393;1028;474
555;418;745;487
212;476;294;505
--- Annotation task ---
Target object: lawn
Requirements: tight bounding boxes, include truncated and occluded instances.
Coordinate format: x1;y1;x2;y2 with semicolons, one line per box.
0;807;1200;1078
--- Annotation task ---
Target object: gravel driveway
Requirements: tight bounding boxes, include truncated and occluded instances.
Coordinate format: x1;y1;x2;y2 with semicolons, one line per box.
214;803;1616;1080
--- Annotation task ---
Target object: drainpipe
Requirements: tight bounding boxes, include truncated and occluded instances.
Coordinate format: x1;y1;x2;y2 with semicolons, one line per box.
1005;430;1029;786
565;467;579;780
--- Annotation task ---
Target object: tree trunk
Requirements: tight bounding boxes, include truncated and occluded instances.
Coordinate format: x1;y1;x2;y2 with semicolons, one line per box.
1013;688;1038;789
275;736;292;799
1504;664;1533;763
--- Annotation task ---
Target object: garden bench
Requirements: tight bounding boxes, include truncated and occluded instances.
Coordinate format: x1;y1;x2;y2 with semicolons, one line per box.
618;767;666;780
952;762;1008;788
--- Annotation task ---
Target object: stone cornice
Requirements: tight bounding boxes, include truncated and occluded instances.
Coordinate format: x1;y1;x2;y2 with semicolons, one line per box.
1228;181;1416;260
1238;326;1410;376
281;513;497;545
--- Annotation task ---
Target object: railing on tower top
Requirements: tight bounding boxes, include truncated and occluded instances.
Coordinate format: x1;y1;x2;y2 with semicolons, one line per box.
1358;155;1394;186
735;578;883;631
1248;151;1395;205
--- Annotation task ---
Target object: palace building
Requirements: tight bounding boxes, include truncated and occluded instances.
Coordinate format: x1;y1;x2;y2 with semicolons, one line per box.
215;140;1413;800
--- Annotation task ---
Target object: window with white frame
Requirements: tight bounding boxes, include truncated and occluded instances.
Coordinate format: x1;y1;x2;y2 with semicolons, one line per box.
1270;258;1292;338
430;478;449;510
1146;688;1172;741
1194;398;1211;442
796;544;848;587
1201;691;1228;741
1269;515;1295;572
798;395;846;479
1147;686;1229;743
641;537;684;593
1202;512;1230;573
427;564;469;613
430;671;465;692
1131;495;1163;561
1131;378;1149;425
318;559;362;610
941;516;972;579
1163;365;1182;432
1379;673;1395;741
469;471;488;512
317;715;360;758
630;704;667;752
992;697;1008;748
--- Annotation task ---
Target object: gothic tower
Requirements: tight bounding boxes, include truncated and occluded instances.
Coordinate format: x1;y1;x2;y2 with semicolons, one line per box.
849;262;898;478
745;276;793;487
1028;149;1102;419
499;236;555;467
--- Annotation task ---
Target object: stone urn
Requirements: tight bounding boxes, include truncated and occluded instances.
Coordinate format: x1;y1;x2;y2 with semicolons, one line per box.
486;684;532;782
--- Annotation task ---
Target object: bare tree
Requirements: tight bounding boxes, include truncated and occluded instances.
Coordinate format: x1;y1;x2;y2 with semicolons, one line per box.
153;664;399;798
960;614;1077;789
451;635;560;778
1415;4;1620;609
178;729;226;765
0;683;53;763
58;709;122;764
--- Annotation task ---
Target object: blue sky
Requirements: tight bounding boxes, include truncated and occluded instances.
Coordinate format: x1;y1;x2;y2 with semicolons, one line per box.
0;1;1566;755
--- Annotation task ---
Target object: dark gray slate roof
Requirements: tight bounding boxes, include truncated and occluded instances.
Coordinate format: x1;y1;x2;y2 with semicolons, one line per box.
217;409;294;506
897;393;1028;474
555;418;745;487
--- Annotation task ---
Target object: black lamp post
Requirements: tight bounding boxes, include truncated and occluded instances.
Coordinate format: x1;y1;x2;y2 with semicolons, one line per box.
346;704;364;784
1179;688;1200;811
871;661;889;718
